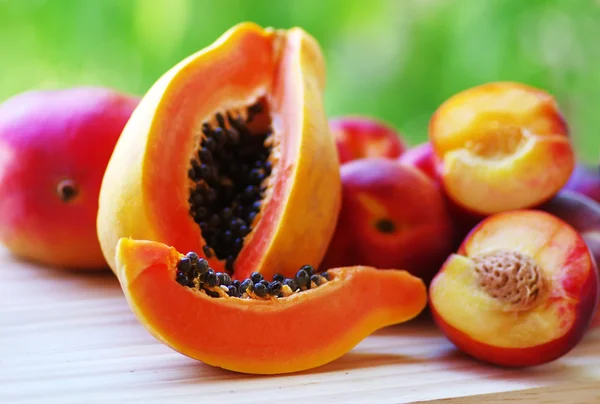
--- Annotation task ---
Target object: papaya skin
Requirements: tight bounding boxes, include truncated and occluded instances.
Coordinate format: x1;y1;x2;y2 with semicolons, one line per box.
97;22;341;280
116;237;428;375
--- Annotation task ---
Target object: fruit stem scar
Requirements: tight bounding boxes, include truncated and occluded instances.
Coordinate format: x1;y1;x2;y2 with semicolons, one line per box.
471;249;544;312
375;218;396;234
57;179;79;203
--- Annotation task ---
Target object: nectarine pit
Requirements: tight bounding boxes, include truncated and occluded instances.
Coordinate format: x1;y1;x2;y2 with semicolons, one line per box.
472;249;544;311
466;124;526;160
175;251;330;299
187;99;273;274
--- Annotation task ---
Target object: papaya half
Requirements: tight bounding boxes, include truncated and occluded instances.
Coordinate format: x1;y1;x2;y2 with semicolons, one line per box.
97;22;341;281
116;237;428;374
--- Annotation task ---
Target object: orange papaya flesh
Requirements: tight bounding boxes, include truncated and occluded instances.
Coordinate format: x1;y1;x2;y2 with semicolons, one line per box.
116;238;428;374
97;22;341;282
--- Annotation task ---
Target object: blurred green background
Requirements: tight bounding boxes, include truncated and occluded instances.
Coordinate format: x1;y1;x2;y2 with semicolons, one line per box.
1;0;598;162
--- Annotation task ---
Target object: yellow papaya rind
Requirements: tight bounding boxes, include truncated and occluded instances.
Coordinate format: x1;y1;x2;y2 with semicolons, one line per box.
97;22;341;281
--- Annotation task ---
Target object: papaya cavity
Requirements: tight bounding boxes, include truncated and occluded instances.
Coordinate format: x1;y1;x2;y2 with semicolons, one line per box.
97;22;341;281
175;248;328;299
187;98;273;272
116;237;428;374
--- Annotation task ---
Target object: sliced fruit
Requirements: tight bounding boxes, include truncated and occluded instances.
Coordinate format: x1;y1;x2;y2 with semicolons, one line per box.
429;81;574;215
430;210;599;367
116;238;428;374
97;22;341;280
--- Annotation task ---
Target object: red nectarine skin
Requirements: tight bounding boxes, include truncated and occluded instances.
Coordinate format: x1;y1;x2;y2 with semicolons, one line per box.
539;190;600;327
539;191;600;267
429;210;599;367
320;158;453;283
0;87;139;269
429;82;574;216
564;164;600;204
329;116;406;164
397;142;437;181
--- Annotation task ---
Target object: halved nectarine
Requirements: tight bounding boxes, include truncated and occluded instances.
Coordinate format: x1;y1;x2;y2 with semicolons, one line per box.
429;210;599;367
429;82;574;215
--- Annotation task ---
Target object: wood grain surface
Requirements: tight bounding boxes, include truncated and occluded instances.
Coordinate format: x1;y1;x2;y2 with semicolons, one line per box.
1;248;598;404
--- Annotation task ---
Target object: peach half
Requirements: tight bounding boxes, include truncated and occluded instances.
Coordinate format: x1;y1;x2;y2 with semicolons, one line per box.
429;210;599;367
329;116;406;164
429;82;574;216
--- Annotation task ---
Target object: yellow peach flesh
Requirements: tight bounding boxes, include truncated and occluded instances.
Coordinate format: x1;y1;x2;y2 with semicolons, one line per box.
431;82;563;152
441;133;572;214
430;253;574;349
430;82;573;215
431;210;595;349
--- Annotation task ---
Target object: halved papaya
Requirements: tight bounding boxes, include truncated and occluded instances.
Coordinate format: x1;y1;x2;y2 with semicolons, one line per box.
116;237;428;374
97;22;341;280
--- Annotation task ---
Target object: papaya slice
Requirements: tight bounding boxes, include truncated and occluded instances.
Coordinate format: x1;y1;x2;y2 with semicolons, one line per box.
97;22;341;280
116;237;428;374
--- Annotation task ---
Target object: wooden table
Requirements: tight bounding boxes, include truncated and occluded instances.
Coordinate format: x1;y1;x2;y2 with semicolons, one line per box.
1;248;599;403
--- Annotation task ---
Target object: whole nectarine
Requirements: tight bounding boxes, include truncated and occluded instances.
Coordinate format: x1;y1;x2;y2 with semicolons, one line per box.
0;87;139;269
320;158;454;283
397;142;437;181
564;164;600;204
329;116;406;164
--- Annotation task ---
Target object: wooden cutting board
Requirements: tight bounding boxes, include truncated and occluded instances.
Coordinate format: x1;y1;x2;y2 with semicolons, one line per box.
1;248;599;403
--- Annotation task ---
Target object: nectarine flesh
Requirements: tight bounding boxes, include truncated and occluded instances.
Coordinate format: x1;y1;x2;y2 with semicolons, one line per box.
429;210;599;367
429;82;574;215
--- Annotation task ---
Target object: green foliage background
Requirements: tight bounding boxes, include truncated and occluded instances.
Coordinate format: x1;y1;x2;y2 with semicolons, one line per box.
1;0;598;162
